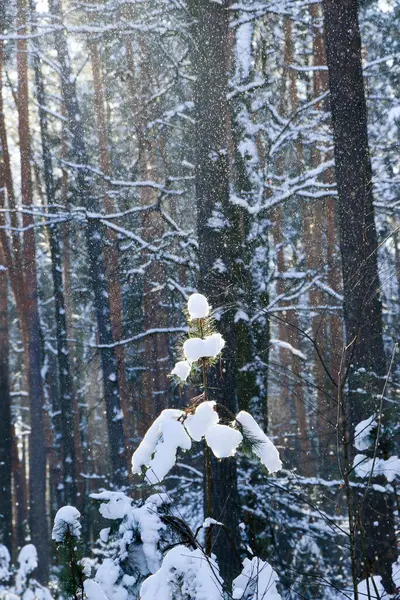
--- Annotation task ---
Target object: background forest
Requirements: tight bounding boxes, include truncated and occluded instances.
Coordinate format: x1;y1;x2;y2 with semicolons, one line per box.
0;0;399;597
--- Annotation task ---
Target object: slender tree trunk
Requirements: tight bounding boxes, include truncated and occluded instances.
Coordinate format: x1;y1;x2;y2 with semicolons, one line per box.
32;38;77;505
309;5;341;471
188;0;241;584
0;31;26;326
50;0;126;485
89;40;131;438
0;242;12;550
11;423;28;553
228;27;269;423
17;0;49;581
124;35;170;435
269;17;312;473
323;0;397;591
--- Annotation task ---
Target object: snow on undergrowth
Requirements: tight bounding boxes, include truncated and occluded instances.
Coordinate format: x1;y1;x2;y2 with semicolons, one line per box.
0;544;53;600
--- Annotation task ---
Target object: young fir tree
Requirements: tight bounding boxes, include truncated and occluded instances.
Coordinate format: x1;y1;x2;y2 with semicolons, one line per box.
52;506;85;599
57;294;283;600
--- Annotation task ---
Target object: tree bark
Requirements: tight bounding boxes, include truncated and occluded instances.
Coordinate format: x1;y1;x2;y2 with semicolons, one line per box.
89;40;131;439
124;35;170;436
187;0;241;584
32;35;77;505
0;242;12;551
322;0;397;591
17;0;49;581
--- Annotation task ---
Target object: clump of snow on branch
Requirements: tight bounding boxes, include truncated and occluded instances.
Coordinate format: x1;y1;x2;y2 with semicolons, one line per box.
185;401;219;441
270;339;307;361
205;423;243;458
183;333;225;363
170;360;191;382
84;579;109;600
237;411;282;473
131;409;191;484
132;403;281;481
52;506;81;542
232;557;282;600
187;293;210;320
93;558;128;600
91;491;133;520
140;545;223;600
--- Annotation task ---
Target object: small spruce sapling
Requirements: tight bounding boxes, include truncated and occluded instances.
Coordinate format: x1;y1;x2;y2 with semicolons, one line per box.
52;506;86;599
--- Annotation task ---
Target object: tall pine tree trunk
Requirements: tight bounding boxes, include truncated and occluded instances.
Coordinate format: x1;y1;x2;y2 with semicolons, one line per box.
124;34;170;435
0;242;12;551
323;0;397;591
188;0;241;584
17;0;48;580
89;40;131;439
32;35;77;505
272;17;311;473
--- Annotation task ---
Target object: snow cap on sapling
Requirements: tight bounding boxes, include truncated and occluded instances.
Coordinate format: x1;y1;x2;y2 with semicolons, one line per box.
187;293;210;320
183;334;225;363
185;401;219;441
183;338;205;362
205;424;243;458
52;506;82;542
203;333;225;358
170;360;191;382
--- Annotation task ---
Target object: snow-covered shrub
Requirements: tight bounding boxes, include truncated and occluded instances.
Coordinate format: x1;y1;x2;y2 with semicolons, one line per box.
0;544;53;599
14;545;53;599
232;557;282;600
0;546;11;591
83;491;175;599
140;545;223;600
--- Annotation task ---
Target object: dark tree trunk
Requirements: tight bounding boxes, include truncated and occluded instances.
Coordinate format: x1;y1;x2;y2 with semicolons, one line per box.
32;34;77;505
0;243;12;551
50;0;126;486
187;0;241;585
322;0;397;591
89;40;131;439
17;0;49;581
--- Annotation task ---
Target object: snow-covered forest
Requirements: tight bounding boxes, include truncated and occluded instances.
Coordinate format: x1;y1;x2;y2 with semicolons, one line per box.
0;0;399;597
